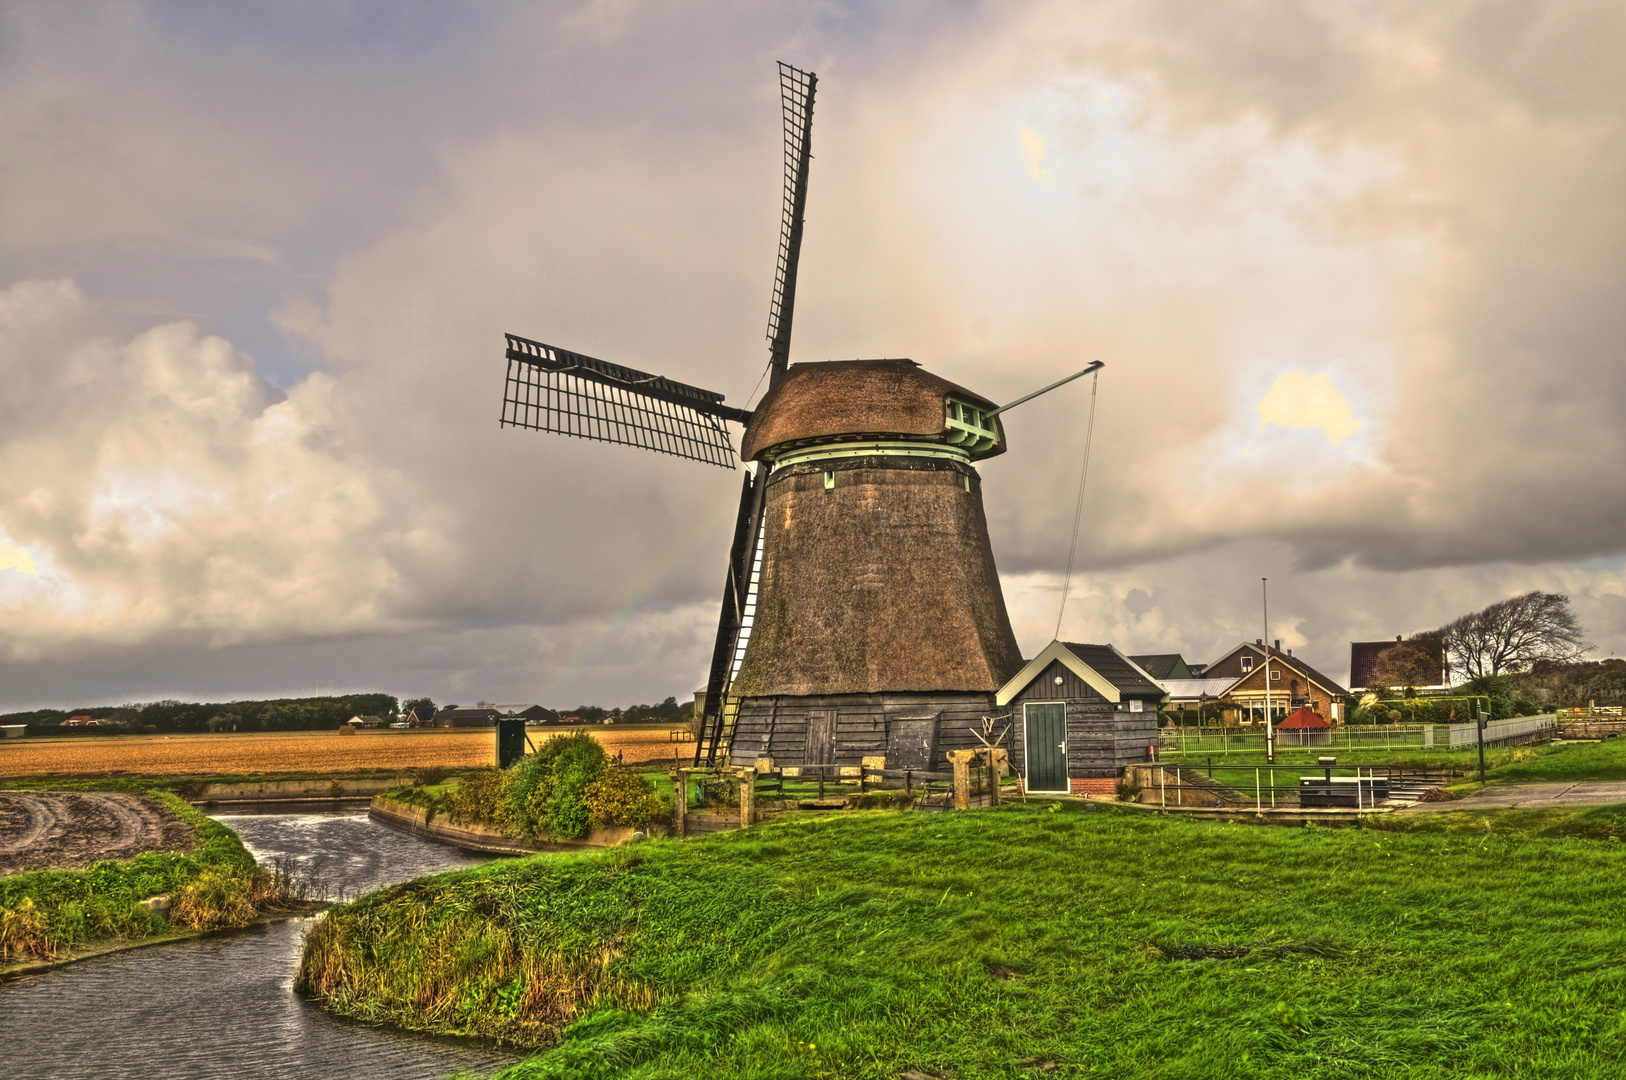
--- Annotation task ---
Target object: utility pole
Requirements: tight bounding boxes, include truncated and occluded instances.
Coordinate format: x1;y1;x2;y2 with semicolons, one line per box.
1263;578;1275;764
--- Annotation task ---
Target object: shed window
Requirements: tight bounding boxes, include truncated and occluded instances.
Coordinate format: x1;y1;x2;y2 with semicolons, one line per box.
1129;699;1144;713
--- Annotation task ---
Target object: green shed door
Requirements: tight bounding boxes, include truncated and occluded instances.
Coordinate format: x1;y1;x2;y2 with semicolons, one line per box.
1024;702;1068;793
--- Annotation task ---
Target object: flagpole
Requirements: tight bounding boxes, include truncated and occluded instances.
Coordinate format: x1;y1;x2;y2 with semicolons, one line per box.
1263;578;1275;764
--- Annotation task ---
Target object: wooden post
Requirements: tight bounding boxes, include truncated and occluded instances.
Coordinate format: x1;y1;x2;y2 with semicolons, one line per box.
738;768;755;828
948;749;976;810
673;769;689;838
986;748;1008;806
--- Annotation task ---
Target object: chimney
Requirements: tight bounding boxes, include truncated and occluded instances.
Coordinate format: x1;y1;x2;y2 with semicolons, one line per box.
1274;639;1280;651
1256;638;1263;646
1396;635;1402;642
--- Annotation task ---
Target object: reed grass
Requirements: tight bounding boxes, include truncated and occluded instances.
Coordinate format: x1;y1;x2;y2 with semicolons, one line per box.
299;801;1626;1078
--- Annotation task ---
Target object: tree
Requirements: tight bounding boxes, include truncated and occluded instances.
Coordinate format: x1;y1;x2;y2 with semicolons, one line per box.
402;697;437;719
1437;592;1589;680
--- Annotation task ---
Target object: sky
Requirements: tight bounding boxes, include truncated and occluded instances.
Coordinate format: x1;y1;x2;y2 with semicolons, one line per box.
1;0;1623;711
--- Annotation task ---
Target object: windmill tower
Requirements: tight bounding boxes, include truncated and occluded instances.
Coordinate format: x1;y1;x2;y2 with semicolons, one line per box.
499;64;1097;771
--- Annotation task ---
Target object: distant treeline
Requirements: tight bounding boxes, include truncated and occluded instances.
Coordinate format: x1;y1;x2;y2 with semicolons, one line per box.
1510;658;1626;707
572;696;692;724
1;694;398;734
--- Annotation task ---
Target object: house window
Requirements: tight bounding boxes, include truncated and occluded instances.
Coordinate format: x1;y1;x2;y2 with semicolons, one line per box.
1271;670;1281;681
1240;656;1253;672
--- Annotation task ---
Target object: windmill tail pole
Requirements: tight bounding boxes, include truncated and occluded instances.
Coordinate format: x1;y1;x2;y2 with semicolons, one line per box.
987;361;1104;417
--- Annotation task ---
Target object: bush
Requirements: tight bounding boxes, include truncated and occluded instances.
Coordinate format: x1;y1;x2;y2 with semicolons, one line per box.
427;733;667;840
583;767;669;829
445;768;517;834
510;731;610;840
0;896;52;960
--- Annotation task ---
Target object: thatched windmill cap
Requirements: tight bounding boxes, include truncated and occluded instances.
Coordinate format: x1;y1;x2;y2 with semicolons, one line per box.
741;359;1007;462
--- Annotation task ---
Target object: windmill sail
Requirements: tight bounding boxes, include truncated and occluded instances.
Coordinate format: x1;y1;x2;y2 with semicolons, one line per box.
501;334;748;468
696;62;817;765
766;62;817;374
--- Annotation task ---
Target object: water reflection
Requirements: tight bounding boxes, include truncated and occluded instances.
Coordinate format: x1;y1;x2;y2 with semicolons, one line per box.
3;812;529;1080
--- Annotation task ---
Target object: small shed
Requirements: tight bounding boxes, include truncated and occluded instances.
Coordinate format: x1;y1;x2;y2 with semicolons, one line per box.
996;641;1168;797
1277;706;1332;746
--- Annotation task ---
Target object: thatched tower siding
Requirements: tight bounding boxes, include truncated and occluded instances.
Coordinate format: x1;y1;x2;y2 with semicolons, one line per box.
728;455;1023;698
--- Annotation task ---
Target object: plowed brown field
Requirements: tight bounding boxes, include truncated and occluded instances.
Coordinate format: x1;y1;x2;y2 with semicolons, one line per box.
0;726;691;780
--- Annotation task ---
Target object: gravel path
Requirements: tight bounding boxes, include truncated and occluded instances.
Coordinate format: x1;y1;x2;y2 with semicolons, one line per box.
1414;779;1626;811
0;792;197;875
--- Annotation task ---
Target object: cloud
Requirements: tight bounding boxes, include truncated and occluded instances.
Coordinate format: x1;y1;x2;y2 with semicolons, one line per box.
1255;370;1362;446
1;2;1623;708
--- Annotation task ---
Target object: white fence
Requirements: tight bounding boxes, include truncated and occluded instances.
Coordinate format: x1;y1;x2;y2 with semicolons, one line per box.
1446;714;1557;748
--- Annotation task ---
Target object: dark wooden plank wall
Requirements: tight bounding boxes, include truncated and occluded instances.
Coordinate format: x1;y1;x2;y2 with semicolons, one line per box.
1006;659;1158;779
732;692;1002;770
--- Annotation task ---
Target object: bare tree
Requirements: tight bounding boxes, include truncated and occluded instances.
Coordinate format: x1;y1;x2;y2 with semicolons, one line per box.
1438;592;1590;680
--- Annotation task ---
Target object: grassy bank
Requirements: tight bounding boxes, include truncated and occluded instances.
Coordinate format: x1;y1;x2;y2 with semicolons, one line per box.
0;788;297;964
298;801;1626;1078
1477;738;1626;782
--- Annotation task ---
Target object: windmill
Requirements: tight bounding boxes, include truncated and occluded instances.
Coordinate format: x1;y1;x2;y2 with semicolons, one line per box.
500;63;1101;772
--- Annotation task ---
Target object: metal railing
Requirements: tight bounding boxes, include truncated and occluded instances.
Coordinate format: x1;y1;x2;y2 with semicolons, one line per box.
1134;762;1451;812
1444;714;1556;747
1160;715;1560;755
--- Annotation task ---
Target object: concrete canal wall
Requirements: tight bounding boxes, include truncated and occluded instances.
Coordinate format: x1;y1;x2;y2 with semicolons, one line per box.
367;795;657;854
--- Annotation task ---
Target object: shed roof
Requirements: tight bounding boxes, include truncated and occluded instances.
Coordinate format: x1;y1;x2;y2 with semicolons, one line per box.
996;640;1168;706
740;359;1006;462
1278;706;1330;730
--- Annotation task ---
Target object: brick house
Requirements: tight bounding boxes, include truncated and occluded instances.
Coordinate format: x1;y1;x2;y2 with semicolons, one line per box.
1203;640;1349;723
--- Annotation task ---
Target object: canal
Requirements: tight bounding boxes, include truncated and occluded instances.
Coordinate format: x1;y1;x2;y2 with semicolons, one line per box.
3;811;529;1080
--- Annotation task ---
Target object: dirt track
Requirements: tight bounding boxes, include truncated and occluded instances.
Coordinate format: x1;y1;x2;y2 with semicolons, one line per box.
0;792;197;875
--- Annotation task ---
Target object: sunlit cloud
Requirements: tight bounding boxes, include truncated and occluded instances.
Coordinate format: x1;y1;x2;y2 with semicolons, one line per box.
1256;370;1363;446
0;540;37;576
1018;127;1052;185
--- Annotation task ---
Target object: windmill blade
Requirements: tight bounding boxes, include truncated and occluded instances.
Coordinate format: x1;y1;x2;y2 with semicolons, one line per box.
501;334;749;468
765;62;817;375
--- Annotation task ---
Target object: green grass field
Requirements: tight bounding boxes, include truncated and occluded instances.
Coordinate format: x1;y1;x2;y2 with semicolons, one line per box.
1477;738;1626;783
297;800;1626;1079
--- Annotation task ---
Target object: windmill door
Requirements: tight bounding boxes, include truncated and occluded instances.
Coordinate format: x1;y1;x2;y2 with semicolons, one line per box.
1023;703;1068;793
805;710;837;769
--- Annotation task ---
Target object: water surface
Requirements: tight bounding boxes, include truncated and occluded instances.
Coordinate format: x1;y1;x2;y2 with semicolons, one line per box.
3;812;530;1080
